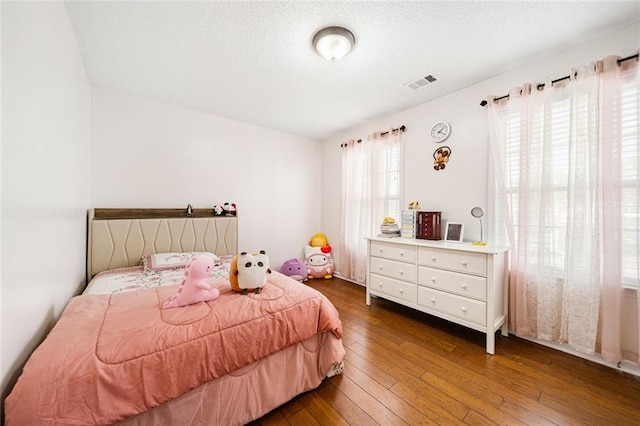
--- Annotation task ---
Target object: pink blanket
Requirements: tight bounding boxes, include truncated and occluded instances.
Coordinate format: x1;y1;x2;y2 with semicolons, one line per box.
5;272;342;425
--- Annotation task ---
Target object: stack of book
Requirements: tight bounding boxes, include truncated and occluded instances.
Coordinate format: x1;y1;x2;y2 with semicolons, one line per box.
378;218;401;237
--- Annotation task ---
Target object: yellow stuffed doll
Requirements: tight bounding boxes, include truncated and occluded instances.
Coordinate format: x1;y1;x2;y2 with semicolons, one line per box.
229;251;271;294
310;233;328;247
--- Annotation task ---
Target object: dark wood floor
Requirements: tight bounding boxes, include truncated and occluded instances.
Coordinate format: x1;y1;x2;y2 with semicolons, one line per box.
251;277;640;425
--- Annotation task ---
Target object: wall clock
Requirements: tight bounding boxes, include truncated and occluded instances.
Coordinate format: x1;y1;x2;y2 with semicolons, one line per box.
430;121;451;142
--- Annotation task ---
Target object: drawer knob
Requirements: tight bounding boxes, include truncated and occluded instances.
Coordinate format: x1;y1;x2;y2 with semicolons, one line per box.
431;298;436;303
378;283;383;288
400;252;405;256
431;256;437;261
379;248;384;253
400;288;404;294
461;307;467;312
431;277;436;282
378;265;383;270
461;284;467;289
399;270;404;275
462;261;468;266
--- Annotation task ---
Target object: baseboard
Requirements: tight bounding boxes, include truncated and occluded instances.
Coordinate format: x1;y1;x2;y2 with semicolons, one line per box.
332;272;365;286
517;335;640;378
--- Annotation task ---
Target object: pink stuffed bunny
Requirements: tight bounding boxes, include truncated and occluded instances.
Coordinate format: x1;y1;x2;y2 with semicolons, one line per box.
163;255;220;309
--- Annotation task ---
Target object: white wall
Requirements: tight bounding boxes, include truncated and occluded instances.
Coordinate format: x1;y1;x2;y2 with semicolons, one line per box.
321;23;639;364
0;2;4;412
92;88;322;268
1;1;92;405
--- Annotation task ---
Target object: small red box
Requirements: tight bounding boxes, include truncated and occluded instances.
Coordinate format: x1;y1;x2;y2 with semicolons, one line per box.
416;211;442;240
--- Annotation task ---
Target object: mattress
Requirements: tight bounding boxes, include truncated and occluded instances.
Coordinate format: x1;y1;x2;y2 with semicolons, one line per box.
83;254;235;296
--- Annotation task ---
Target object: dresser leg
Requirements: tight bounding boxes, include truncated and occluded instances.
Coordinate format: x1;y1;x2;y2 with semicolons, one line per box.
366;290;371;306
486;332;495;355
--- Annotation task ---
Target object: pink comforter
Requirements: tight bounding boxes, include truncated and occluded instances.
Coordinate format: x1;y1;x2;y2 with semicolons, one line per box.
5;272;342;425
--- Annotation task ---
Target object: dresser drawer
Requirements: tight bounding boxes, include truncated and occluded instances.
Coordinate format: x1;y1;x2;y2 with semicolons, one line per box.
418;267;487;301
370;257;416;282
370;241;417;263
418;287;486;326
369;273;417;303
418;247;486;276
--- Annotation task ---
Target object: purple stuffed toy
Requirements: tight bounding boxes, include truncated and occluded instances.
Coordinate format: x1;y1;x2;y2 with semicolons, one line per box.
279;258;307;282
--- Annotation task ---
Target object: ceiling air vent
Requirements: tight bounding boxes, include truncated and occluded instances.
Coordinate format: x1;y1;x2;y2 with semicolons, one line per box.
404;74;437;90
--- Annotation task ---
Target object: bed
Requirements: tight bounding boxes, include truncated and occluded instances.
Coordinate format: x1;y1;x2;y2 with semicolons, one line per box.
4;208;345;425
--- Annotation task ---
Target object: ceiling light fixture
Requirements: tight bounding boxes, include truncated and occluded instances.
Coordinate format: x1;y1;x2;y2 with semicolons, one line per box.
312;26;355;62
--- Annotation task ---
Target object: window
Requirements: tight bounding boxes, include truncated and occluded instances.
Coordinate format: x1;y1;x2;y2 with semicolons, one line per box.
378;142;402;224
492;69;639;290
620;77;639;287
339;130;403;283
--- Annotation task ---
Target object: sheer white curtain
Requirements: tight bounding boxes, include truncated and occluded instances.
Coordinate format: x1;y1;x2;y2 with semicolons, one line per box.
487;54;639;362
600;55;640;363
339;129;403;284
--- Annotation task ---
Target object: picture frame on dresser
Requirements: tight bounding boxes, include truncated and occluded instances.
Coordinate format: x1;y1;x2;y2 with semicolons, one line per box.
444;222;464;242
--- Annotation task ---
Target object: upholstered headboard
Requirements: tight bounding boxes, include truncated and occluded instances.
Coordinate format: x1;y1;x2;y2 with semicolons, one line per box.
87;208;238;279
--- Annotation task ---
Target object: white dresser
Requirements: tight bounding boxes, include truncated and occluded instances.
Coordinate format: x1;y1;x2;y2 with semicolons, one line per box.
366;237;509;354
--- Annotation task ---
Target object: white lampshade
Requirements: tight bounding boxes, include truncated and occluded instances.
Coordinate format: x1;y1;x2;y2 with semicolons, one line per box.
313;26;355;62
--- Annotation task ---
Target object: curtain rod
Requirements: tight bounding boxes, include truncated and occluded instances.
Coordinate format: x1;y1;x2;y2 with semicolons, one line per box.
381;125;406;136
479;53;639;107
340;125;406;146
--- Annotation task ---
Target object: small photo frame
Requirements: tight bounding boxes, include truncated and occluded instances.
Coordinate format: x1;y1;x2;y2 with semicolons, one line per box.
444;222;464;242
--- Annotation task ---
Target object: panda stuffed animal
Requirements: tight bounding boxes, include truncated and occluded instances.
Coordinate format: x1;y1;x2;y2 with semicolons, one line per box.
229;250;271;294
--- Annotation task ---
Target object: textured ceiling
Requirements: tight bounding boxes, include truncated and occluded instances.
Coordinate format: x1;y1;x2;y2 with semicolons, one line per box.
64;1;640;140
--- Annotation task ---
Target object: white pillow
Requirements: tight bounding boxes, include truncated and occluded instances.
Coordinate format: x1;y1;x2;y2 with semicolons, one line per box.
142;252;218;274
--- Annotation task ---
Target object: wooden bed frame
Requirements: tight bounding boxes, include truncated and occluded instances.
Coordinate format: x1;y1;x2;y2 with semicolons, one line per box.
87;208;238;280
